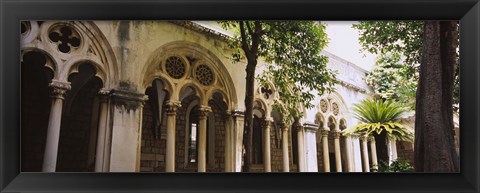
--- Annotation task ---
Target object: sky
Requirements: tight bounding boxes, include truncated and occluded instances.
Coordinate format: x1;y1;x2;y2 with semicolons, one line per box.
322;21;377;71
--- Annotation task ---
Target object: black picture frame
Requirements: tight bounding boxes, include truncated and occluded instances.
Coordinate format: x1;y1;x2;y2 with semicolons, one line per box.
1;0;479;192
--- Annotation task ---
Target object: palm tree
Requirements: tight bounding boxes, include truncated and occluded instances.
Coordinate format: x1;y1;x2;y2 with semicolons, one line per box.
344;99;414;163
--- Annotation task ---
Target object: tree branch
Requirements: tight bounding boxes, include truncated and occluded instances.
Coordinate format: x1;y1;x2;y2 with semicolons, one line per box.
239;21;250;56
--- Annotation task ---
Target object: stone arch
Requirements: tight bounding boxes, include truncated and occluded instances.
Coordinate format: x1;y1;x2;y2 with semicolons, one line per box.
327;116;337;131
178;81;205;103
315;112;326;129
141;40;237;108
20;21;118;89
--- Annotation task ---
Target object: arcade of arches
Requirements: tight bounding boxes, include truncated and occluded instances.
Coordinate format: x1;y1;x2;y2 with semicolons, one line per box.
20;21;416;172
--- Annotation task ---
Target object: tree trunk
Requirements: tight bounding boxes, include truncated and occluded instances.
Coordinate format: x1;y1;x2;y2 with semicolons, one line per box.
242;60;256;172
414;21;459;172
373;132;389;163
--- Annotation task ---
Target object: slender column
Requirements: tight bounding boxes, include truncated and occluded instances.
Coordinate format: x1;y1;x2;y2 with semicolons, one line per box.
303;122;319;172
321;129;330;172
369;136;378;172
165;100;181;172
333;130;342;172
231;110;244;172
391;138;398;161
94;89;110;172
360;135;370;172
281;124;290;172
344;136;353;172
224;111;232;172
297;125;306;172
42;80;71;172
197;105;212;172
262;118;273;172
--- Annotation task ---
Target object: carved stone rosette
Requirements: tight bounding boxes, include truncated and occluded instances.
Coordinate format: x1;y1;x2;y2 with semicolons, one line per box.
165;100;181;116
198;105;212;120
49;80;71;100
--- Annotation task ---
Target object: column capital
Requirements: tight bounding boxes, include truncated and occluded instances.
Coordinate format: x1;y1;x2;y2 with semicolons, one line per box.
165;100;181;115
230;109;244;118
262;119;272;130
110;89;147;111
303;122;319;133
198;105;212;119
98;88;111;102
321;129;329;136
332;130;342;138
360;135;369;141
368;136;376;142
281;123;290;132
49;80;71;99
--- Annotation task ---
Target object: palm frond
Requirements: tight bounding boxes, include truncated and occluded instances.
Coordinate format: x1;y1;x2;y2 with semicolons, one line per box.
345;99;413;142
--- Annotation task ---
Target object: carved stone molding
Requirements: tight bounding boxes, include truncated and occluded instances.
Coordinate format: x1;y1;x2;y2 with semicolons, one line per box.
231;110;244;118
321;129;329;137
332;130;342;138
262;119;273;131
303;122;319;133
360;135;369;141
98;88;111;103
110;89;147;112
49;80;71;100
165;100;181;115
198;105;212;119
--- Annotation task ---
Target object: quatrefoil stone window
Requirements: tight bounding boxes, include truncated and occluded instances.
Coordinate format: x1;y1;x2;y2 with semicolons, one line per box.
48;26;81;53
261;86;273;99
165;56;186;79
195;64;214;86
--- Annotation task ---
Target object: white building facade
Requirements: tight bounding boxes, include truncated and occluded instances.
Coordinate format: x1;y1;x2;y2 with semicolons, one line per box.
20;21;408;173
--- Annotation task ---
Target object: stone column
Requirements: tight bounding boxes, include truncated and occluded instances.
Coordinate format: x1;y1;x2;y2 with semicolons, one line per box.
108;89;147;172
281;124;290;172
231;110;244;172
360;135;370;172
197;105;212;172
369;136;378;171
262;118;273;172
224;111;232;172
165;100;181;172
391;138;398;161
321;129;330;172
303;122;319;172
42;80;71;172
333;130;342;172
296;124;306;172
94;89;110;172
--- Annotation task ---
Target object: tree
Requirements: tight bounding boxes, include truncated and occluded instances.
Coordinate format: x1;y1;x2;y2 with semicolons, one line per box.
220;21;336;172
365;53;418;109
354;21;459;172
414;21;459;172
343;99;413;163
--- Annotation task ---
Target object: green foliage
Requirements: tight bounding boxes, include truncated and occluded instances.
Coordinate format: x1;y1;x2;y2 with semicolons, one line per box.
376;159;414;172
220;21;337;123
365;53;418;109
343;99;414;142
353;21;424;65
353;21;459;111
